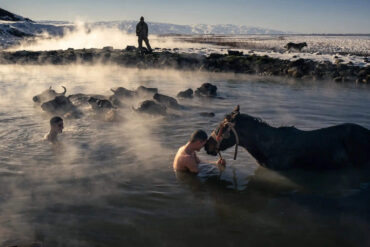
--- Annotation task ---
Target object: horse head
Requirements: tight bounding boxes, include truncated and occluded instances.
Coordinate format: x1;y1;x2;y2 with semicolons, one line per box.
205;105;241;159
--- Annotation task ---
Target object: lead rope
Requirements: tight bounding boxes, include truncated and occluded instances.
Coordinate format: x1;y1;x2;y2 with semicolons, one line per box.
211;122;240;161
227;123;239;160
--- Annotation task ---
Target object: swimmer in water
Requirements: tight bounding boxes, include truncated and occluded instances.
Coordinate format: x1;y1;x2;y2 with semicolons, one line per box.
45;116;64;143
173;129;226;173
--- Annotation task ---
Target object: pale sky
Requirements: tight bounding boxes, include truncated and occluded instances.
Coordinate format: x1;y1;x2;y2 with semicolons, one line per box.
2;0;370;33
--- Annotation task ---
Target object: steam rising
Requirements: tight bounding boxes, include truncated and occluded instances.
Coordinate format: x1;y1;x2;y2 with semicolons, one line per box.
1;64;369;245
10;21;204;51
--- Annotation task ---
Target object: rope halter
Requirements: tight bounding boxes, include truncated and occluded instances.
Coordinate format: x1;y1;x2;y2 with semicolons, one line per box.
210;121;239;160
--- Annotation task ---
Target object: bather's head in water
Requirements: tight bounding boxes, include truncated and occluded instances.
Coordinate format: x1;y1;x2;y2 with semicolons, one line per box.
45;116;64;143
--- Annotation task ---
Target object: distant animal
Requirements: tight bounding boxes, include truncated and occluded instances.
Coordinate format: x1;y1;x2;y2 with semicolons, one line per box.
205;105;370;170
284;42;307;52
33;86;66;103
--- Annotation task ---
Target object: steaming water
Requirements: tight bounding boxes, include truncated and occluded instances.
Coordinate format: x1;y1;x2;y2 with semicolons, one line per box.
0;65;370;246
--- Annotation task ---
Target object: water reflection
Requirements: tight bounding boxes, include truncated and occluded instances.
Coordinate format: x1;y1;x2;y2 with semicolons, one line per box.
0;65;369;246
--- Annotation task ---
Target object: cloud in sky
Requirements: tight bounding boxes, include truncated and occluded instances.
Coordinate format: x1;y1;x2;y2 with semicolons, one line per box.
2;0;370;33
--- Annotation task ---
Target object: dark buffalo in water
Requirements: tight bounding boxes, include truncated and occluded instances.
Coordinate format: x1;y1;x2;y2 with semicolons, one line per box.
134;100;167;115
136;86;158;97
111;87;136;98
68;93;108;107
33;86;66;103
88;97;114;111
205;106;370;170
177;88;193;98
195;83;217;97
153;93;181;109
41;96;82;118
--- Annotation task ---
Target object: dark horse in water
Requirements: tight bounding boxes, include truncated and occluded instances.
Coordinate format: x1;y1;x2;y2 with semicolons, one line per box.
205;106;370;170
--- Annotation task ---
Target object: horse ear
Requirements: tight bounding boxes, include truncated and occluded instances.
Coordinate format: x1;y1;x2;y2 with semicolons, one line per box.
233;105;240;113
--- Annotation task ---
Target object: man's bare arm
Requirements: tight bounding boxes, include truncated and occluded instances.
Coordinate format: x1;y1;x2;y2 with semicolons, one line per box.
184;156;199;173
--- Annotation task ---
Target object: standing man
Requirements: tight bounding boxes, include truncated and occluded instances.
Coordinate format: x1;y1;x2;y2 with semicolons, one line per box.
136;16;152;53
173;130;226;173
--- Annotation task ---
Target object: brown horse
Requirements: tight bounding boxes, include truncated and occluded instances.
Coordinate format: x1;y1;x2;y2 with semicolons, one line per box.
204;106;370;170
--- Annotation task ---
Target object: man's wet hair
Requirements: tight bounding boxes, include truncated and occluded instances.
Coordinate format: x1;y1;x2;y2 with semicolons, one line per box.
189;130;207;143
50;116;63;126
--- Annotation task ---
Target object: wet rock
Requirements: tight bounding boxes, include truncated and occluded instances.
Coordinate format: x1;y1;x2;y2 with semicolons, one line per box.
177;88;193;98
228;50;243;56
364;57;369;63
125;46;136;51
333;76;343;82
334;59;344;65
103;46;114;51
153;93;181;109
195;83;217;97
199;112;215;117
135;100;167;115
287;67;302;78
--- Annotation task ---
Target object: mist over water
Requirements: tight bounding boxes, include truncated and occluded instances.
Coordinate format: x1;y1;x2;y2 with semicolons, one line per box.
9;21;205;51
0;64;370;246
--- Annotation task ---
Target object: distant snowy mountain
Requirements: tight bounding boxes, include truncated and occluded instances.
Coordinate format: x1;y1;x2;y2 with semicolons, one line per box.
89;21;288;35
0;7;290;48
0;7;33;22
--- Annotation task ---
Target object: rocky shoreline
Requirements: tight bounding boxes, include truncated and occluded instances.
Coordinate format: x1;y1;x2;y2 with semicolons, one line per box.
0;47;369;83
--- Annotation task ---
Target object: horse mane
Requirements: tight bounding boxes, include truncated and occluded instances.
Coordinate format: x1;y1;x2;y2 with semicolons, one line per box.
225;113;271;128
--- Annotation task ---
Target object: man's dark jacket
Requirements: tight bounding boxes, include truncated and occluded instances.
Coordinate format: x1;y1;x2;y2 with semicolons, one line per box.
136;21;148;37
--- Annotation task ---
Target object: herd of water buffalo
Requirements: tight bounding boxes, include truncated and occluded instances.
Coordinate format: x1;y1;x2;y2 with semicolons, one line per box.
32;83;219;121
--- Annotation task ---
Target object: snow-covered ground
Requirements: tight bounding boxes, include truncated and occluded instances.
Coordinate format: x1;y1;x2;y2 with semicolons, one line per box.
173;35;370;67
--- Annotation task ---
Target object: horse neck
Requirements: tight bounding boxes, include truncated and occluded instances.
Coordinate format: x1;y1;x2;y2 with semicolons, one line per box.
235;116;276;164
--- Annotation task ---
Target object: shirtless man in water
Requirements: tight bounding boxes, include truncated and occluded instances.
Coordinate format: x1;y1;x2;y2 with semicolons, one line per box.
45;116;64;143
173;130;226;173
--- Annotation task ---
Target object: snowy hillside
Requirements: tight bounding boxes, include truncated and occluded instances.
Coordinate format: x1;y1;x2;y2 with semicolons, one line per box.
89;21;288;35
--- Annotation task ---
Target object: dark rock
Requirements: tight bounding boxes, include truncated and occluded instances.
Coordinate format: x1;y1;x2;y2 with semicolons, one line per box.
177;88;193;98
195;83;217;97
228;50;243;56
334;59;344;65
333;76;343;82
125;46;136;51
208;53;224;59
103;46;114;51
